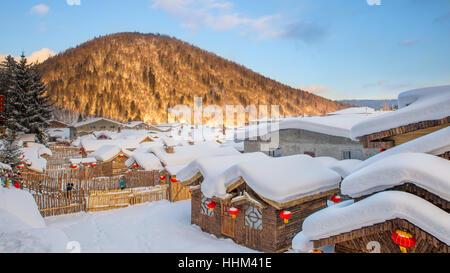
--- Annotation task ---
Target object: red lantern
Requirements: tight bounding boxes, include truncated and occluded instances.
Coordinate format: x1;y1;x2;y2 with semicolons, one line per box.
280;211;292;224
78;151;82;155
331;195;342;203
17;164;25;169
380;148;386;153
133;163;139;168
14;182;20;189
80;147;84;150
91;163;97;168
159;175;166;181
228;207;239;219
392;230;416;253
206;201;216;211
171;177;178;183
119;154;124;158
71;165;77;169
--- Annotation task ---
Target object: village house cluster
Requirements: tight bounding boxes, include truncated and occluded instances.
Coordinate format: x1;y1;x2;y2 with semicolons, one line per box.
0;85;449;253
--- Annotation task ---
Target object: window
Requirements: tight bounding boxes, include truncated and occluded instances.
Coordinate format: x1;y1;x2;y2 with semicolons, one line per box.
100;126;106;129
90;125;96;129
269;148;282;157
201;196;214;216
110;125;115;128
244;205;262;230
343;150;363;160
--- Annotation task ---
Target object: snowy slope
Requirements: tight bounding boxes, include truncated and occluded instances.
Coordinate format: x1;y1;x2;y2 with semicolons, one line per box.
292;191;450;252
351;85;450;138
341;153;450;200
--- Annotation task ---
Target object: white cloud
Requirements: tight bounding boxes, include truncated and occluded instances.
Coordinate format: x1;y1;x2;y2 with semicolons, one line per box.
152;0;283;39
31;4;50;15
0;48;55;64
299;85;331;94
67;0;81;6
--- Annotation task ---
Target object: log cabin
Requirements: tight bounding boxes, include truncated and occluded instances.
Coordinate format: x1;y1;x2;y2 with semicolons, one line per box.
191;154;342;252
292;191;449;253
89;145;132;176
351;86;450;150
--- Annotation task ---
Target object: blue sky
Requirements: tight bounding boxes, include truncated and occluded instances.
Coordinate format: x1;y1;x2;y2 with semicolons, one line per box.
0;0;449;100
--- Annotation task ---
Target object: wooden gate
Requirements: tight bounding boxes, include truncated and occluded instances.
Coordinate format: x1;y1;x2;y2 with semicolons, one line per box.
169;179;192;202
221;216;235;238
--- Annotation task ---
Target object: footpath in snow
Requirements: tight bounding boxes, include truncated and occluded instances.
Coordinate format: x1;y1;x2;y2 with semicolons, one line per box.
45;200;257;253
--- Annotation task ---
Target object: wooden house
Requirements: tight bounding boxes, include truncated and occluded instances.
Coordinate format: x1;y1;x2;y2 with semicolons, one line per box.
48;119;68;128
89;145;132;176
341;153;450;212
351;86;450;150
69;118;125;139
293;191;449;253
190;154;342;252
17;134;36;148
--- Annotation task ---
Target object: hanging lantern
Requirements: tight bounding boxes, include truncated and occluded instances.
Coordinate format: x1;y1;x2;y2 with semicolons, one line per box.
228;207;239;219
119;154;124;158
171;176;178;183
159;175;166;181
80;147;84;150
17;164;25;169
22;154;25;158
91;163;97;168
133;163;139;168
310;249;323;253
280;211;292;224
331;195;342;203
206;201;216;211
78;151;82;155
14;182;20;189
392;230;416;253
380;148;386;153
71;165;77;169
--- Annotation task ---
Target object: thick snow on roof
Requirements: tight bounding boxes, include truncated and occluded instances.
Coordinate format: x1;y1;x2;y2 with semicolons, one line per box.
150;143;239;167
70;117;124;128
81;138;141;151
0;162;12;170
48;128;70;139
328;107;376;115
27;142;52;157
89;145;130;162
351;85;450;138
202;154;341;204
70;157;96;165
292;191;450;252
341;153;450;201
352;126;450;173
240;112;385;139
21;147;47;173
176;152;269;183
327;159;362;178
125;152;163;171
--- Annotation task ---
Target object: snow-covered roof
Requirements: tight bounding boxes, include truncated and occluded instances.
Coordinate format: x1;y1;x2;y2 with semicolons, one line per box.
26;143;52;157
81;138;141;151
165;164;188;176
126;121;149;127
201;154;341;204
125;152;163;171
176;152;269;183
89;145;131;162
150;143;239;167
21;147;47;173
351;126;450;173
341;153;450;201
70;117;124;128
0;162;12;170
69;157;96;165
17;134;35;142
328;107;376;115
241;112;385;139
292;191;450;252
327;159;362;178
351;85;450;138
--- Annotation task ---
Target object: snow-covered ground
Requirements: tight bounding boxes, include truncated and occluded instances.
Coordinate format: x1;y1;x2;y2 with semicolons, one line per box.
45;200;257;253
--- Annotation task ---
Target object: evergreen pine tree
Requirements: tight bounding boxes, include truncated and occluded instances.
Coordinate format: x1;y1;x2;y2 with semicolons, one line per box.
0;130;23;168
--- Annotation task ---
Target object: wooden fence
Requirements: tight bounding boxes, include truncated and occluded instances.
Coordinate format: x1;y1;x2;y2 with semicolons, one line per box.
86;185;169;212
32;191;86;217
